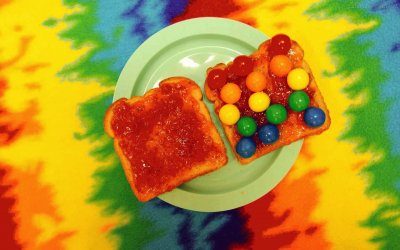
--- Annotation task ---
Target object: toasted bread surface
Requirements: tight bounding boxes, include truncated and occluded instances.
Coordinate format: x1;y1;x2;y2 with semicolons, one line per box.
205;40;331;164
105;77;227;201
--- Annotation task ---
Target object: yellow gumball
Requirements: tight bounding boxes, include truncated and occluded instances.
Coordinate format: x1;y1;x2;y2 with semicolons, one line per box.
219;104;240;125
248;92;270;112
287;68;309;90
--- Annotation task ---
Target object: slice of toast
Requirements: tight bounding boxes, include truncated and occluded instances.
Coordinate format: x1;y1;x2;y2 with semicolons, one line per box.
105;77;227;201
205;37;331;164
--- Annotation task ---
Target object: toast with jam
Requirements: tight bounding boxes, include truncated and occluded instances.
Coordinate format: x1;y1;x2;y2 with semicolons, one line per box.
204;34;330;164
104;77;227;201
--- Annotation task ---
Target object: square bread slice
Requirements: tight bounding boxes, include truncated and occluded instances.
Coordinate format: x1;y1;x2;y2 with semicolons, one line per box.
105;77;227;201
205;36;331;164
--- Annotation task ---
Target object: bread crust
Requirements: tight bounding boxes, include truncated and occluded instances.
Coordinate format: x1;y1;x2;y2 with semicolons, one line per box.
105;77;227;201
205;40;331;164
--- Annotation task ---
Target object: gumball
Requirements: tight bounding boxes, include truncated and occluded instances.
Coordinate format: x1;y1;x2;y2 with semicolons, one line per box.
219;104;240;125
304;107;326;127
287;68;309;90
231;55;254;76
206;68;227;89
270;55;293;77
246;71;267;92
236;137;256;158
220;83;241;104
288;91;310;112
258;124;280;144
266;104;287;124
248;92;270;112
269;34;291;56
237;116;257;137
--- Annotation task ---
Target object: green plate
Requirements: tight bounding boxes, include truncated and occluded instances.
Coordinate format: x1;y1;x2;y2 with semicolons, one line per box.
114;17;302;212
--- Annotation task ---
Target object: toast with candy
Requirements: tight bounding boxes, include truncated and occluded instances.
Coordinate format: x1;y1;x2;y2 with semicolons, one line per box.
204;34;331;164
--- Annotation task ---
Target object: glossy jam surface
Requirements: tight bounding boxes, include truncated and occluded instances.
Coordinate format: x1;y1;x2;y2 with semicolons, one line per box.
111;83;223;192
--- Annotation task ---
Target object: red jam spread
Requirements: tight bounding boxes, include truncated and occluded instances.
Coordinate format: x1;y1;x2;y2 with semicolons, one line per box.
206;34;325;158
111;83;223;192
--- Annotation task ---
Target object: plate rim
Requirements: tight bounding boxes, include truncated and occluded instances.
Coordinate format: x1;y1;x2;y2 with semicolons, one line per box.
114;17;303;212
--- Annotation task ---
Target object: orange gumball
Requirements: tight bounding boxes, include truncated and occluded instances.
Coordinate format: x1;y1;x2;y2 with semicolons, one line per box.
269;55;293;77
220;83;241;104
246;71;267;92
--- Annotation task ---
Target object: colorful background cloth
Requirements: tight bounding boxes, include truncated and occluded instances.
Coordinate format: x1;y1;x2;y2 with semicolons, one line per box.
1;0;399;249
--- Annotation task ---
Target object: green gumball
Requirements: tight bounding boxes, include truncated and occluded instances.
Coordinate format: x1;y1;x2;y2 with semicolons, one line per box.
288;91;310;112
237;116;257;137
266;104;287;124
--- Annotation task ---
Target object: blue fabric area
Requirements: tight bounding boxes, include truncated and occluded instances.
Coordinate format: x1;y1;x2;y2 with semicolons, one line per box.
90;0;190;75
359;0;400;156
90;0;157;74
141;200;248;250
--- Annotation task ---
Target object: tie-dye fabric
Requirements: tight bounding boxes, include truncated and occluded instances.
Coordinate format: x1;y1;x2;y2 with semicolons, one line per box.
1;0;399;249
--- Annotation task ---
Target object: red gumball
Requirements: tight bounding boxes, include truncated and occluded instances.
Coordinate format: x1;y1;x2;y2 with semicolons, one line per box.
269;34;291;56
230;55;254;76
207;69;227;89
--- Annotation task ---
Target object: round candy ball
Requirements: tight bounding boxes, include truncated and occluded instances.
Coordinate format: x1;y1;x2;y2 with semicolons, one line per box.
206;68;227;90
269;34;291;57
270;55;293;77
287;68;309;90
288;91;310;112
258;124;280;144
304;107;326;127
231;55;254;76
248;92;270;112
246;71;267;92
266;104;287;124
236;137;256;158
237;116;257;137
219;104;240;125
220;83;241;104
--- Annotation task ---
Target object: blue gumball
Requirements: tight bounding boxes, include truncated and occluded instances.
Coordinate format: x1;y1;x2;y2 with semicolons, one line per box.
258;124;280;144
236;137;256;158
304;107;326;127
